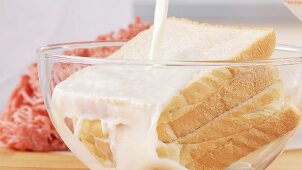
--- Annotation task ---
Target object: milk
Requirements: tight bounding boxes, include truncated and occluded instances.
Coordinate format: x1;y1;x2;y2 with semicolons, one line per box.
52;65;198;170
149;0;170;60
51;0;180;169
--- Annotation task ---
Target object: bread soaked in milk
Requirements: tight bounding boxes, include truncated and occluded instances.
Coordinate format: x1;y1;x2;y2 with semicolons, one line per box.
51;18;301;170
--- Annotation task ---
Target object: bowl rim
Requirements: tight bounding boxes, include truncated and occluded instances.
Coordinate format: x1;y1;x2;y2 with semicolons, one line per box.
37;41;302;66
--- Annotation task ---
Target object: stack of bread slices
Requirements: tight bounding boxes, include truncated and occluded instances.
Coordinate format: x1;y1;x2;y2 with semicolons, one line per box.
75;18;301;169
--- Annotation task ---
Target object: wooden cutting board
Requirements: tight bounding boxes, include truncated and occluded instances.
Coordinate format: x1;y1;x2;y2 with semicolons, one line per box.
0;147;301;170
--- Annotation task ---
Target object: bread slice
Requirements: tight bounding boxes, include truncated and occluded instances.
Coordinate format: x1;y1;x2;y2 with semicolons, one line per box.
157;66;279;142
156;74;300;170
182;105;300;169
157;104;300;170
177;80;284;144
178;81;285;164
110;17;276;61
156;80;284;161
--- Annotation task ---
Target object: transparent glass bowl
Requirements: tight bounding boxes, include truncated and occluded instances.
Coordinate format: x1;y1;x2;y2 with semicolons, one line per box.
37;41;302;170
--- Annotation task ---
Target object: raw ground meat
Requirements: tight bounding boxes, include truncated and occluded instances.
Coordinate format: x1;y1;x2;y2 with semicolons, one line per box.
0;17;150;151
0;64;66;151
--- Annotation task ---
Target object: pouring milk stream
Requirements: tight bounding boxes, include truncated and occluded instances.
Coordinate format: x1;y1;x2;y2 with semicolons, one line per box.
149;0;170;60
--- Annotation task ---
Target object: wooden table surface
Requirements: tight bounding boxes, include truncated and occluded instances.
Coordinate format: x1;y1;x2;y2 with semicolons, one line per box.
0;148;301;170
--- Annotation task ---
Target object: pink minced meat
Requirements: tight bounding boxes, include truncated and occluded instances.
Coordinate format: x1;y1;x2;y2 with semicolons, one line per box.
0;17;150;151
0;64;66;151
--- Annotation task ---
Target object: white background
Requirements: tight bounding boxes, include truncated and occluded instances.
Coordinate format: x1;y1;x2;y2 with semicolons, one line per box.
0;0;133;110
0;0;134;77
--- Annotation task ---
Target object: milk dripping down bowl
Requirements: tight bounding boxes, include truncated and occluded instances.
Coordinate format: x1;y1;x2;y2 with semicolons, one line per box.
37;41;302;170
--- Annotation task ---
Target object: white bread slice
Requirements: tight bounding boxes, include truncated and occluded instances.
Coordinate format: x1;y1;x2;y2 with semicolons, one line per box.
157;104;300;170
157;66;280;142
182;105;300;169
177;81;284;144
110;17;275;61
158;81;299;165
156;81;285;162
178;81;284;164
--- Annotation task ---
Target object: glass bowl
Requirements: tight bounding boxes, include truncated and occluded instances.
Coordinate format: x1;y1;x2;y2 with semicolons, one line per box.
37;41;302;170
